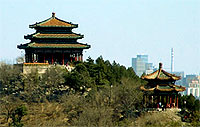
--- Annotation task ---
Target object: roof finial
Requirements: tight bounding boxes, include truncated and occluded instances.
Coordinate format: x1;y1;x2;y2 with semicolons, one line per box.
159;63;163;69
52;12;55;18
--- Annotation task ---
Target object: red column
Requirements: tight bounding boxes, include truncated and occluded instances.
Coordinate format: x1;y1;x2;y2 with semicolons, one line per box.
62;53;64;65
176;96;178;108
78;55;80;61
44;54;45;63
75;53;77;61
52;54;54;64
170;96;172;104
81;55;83;61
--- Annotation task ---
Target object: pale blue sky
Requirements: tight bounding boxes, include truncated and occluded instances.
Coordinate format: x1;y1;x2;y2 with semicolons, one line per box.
0;0;200;75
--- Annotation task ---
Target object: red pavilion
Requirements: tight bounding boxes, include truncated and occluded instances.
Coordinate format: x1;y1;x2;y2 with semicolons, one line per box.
18;13;90;65
140;63;185;109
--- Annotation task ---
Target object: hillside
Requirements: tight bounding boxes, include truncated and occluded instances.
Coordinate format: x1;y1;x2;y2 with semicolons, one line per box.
0;104;190;127
0;57;199;126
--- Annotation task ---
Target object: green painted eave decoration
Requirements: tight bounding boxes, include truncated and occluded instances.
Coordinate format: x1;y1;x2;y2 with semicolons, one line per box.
24;33;83;39
158;85;171;89
18;42;90;49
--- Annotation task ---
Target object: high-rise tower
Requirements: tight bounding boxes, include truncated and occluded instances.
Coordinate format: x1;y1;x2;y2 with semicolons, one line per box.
132;55;153;76
171;48;174;73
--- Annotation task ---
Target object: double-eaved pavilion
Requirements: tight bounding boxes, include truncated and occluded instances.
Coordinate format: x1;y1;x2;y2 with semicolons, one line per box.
18;12;90;65
140;63;185;109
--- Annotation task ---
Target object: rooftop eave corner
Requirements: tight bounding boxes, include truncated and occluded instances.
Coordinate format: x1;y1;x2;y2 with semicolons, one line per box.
82;43;91;49
70;23;78;28
29;23;40;28
140;74;149;80
86;45;91;49
17;45;21;49
74;24;78;28
175;77;181;81
29;24;36;28
17;44;25;49
80;35;84;39
180;85;186;91
24;35;32;39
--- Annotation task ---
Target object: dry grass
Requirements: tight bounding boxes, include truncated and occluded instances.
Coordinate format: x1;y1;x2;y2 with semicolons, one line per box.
0;102;68;127
23;102;67;127
135;109;183;127
1;102;186;127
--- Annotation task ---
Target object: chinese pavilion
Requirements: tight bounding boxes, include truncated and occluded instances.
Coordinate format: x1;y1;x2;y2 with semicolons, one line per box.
140;63;185;109
17;13;90;65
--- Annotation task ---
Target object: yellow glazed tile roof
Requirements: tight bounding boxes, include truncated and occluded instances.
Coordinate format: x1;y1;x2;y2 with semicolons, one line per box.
140;84;186;92
30;13;77;28
25;33;83;39
141;63;181;80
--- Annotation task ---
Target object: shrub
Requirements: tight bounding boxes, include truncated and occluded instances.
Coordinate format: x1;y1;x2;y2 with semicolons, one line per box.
9;105;27;127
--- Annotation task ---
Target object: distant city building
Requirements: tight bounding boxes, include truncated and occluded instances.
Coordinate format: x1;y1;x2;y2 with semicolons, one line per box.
187;82;199;98
172;71;184;86
181;74;200;99
131;55;153;76
171;48;174;73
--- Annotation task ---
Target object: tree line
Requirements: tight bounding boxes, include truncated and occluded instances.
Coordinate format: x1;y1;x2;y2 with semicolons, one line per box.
0;56;199;126
0;56;144;126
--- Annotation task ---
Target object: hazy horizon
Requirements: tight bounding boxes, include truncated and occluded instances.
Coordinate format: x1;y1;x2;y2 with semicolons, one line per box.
0;0;199;75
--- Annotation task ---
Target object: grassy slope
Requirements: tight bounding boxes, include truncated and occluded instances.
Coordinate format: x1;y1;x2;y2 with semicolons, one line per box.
0;102;190;127
135;109;189;127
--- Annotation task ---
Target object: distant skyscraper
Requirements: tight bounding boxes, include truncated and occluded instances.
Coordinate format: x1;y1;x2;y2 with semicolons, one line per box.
132;55;153;76
171;48;174;73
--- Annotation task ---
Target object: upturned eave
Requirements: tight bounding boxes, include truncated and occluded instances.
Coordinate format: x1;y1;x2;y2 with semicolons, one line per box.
17;42;90;49
24;33;84;39
29;14;78;28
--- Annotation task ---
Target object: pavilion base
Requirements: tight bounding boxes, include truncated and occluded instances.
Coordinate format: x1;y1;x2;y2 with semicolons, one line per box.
15;63;75;74
143;107;181;112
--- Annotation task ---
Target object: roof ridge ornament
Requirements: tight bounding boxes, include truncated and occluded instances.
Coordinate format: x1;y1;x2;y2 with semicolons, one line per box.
159;63;163;69
52;12;55;18
156;62;163;79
